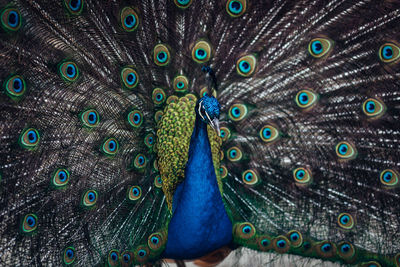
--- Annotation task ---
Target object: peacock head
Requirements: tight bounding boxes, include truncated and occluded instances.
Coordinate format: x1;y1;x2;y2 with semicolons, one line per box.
196;94;221;136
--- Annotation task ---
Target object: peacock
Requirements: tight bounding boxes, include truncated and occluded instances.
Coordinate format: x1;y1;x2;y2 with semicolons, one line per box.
0;0;399;266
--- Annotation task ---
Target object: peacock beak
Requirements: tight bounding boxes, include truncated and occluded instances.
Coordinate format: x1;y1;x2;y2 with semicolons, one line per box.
210;118;221;137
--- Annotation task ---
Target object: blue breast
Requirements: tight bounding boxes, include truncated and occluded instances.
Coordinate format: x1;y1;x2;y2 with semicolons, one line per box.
163;116;232;259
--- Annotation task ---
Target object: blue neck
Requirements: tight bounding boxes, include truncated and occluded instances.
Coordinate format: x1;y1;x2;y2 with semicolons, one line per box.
163;114;232;259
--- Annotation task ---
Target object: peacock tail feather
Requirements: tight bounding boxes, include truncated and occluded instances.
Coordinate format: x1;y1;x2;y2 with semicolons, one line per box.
0;0;399;266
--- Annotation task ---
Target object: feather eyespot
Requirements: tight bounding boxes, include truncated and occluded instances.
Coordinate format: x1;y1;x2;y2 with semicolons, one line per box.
362;98;385;118
380;169;399;187
120;7;139;32
134;153;147;169
148;232;165;251
128;186;142;201
173;75;189;92
154;175;162;188
220;127;231;142
65;0;84;15
121;251;133;265
260;125;279;143
336;141;357;160
82;190;98;207
5;75;26;98
134;246;149;263
102;138;119;155
273;236;290;253
128;110;143;128
316;241;336;258
227;146;242;162
20;128;40;149
152;88;166;105
228;103;248;121
295;89;318;109
108;250;119;266
257;235;272;251
174;0;192;8
236;55;256;77
59;61;79;82
379;43;400;63
234;222;256;240
308;38;332;58
1;8;21;31
337;213;354;230
63;247;76;265
395;253;400;267
53;168;70;187
287;230;303;248
153;44;170;66
144;133;155;148
121;67;139;89
360;261;381;267
293;167;312;184
80;109;99;128
22;213;38;233
192;40;212;63
337;242;355;261
242;170;259;185
226;0;247;17
220;165;228;179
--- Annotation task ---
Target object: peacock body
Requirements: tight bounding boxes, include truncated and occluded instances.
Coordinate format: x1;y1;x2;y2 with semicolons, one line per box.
0;0;399;266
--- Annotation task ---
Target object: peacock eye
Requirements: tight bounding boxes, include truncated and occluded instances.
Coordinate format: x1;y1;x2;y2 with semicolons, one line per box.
148;232;165;250
154;175;163;188
260;125;279;143
134;246;149;263
108;250;119;266
121;67;139;89
337;242;355;260
102;138;119;155
120;7;139;32
20;128;40;149
59;61;79;82
173;75;189;92
315;241;336;258
362;98;385;118
242;170;259;185
295;89;318;109
22;214;38;233
1;8;21;31
128;110;143;128
63;247;76;264
5;75;26;98
273;236;290;253
153;44;170;66
228;103;248;121
236;55;257;77
174;0;192;8
134;153;147;169
335;141;357;160
128;185;142;201
80;109;99;128
220;165;228;179
337;213;354;229
82;189;98;207
121;252;132;263
379;42;400;63
226;0;247;17
287;230;303;248
227;146;243;162
380;169;398;187
308;38;333;58
293;167;312;184
65;0;84;15
192;40;212;63
53;168;70;187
